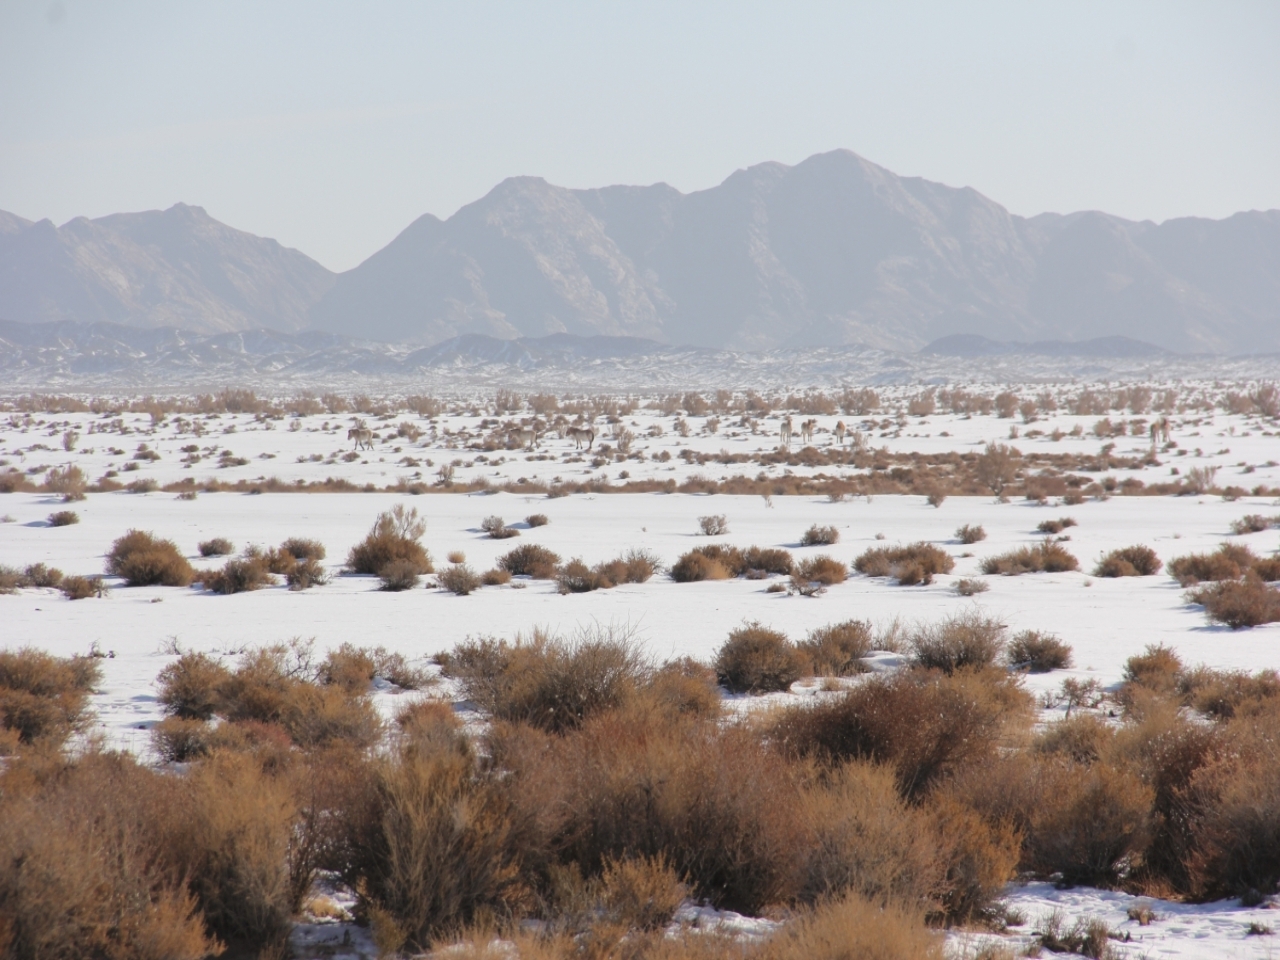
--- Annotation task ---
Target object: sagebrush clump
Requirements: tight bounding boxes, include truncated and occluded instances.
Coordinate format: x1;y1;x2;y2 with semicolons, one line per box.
1095;545;1162;578
854;543;954;585
348;505;433;577
981;540;1079;576
714;623;804;693
105;529;195;586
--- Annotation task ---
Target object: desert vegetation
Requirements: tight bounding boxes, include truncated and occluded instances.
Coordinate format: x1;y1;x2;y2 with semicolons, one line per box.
347;504;433;577
981;540;1080;576
854;542;955;585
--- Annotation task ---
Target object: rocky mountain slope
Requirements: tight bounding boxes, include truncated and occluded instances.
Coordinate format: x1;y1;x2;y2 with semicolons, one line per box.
0;203;334;334
4;151;1279;354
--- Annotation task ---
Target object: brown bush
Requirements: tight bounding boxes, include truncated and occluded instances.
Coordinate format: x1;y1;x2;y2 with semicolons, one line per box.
0;564;25;594
319;643;429;693
0;648;101;746
332;732;528;950
643;658;722;719
347;504;433;576
1230;514;1278;535
285;556;329;590
439;628;650;732
525;513;549;527
1095;545;1162;578
801;524;839;546
796;555;848;586
379;559;422;591
158;652;232;720
498;543;560;578
105;529;195;586
956;524;987;544
770;668;1031;799
151;716;217;762
0;753;218;960
199;555;278;594
1035;713;1114;764
46;510;78;527
518;711;809;914
1180;666;1280;720
198;536;234;557
670;550;732;583
23;563;62;588
910;611;1006;674
798;760;947;911
43;463;87;501
59;575;103;600
1124;644;1184;693
714;623;804;693
1168;543;1256;585
742;545;794;576
981;540;1079;575
798;620;873;676
758;891;942;960
1035;517;1077;534
1006;631;1073;673
854;543;954;585
439;563;482;595
481;515;519;539
953;577;989;597
280;536;326;561
481;567;512;586
1188;573;1280;629
698;514;729;535
928;795;1022;925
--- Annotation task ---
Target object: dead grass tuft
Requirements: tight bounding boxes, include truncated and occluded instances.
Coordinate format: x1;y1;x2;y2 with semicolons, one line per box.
46;510;78;527
1035;517;1077;535
198;537;235;557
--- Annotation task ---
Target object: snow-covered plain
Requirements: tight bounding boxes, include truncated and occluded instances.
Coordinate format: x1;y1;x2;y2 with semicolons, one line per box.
3;385;1280;958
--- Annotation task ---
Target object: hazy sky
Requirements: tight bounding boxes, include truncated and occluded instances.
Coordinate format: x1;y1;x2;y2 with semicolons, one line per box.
2;1;1277;271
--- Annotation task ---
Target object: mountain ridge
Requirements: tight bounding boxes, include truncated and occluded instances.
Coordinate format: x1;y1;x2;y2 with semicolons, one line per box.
4;150;1280;354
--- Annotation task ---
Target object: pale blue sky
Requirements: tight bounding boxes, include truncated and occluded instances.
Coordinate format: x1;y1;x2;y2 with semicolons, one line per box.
1;1;1277;271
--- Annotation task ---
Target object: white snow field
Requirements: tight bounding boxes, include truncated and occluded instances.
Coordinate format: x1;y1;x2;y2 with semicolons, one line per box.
3;384;1280;958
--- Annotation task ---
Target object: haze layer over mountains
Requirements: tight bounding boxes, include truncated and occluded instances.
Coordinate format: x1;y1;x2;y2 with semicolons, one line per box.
3;150;1278;355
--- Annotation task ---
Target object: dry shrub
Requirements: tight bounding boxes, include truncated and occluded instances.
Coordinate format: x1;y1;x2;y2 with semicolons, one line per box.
556;550;660;593
1188;573;1280;629
481;515;519;539
43;463;87;501
158;651;232;720
319;643;430;692
956;524;987;544
743;545;795;575
46;510;78;527
59;575;103;600
0;647;101;746
0;752;218;960
498;543;561;578
801;524;839;546
758;891;942;960
1180;666;1280;719
797;555;848;585
698;514;729;535
1168;543;1256;585
910;611;1006;674
670;550;732;583
1006;631;1073;673
770;668;1031;799
1035;517;1077;535
447;550;467;564
200;554;278;594
1124;644;1184;693
1021;760;1154;886
855;543;954;585
525;513;549;527
518;712;808;914
1094;545;1162;578
380;559;422;591
152;716;218;762
714;623;804;693
106;529;195;586
333;730;528;950
798;620;873;676
23;563;62;588
481;568;512;586
440;563;482;595
928;796;1022;925
347;504;433;575
599;854;687;931
953;577;989;597
285;556;328;590
279;537;326;561
644;658;722;719
1035;713;1114;764
1230;514;1278;535
798;760;947;910
199;536;235;557
0;564;24;594
438;627;650;732
980;539;1079;575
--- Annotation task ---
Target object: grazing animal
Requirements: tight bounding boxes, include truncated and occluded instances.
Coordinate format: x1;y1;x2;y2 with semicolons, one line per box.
1150;417;1171;447
800;419;816;444
567;426;596;450
834;420;846;446
347;427;373;451
511;427;540;450
780;416;793;447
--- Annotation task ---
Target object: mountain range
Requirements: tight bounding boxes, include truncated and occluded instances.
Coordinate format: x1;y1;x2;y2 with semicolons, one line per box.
3;149;1279;355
